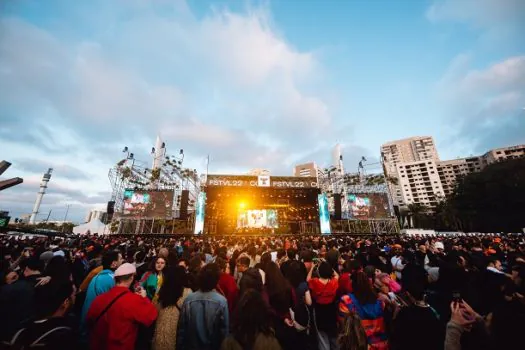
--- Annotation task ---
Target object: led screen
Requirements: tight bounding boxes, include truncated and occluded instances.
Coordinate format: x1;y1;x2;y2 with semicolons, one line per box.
194;192;206;235
122;189;174;218
237;209;278;228
347;193;390;219
318;193;331;234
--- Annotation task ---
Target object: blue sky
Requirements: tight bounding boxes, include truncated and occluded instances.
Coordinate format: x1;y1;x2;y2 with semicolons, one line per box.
0;0;524;222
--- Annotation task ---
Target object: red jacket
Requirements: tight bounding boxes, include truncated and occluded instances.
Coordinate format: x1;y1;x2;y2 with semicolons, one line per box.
87;286;157;350
218;272;239;315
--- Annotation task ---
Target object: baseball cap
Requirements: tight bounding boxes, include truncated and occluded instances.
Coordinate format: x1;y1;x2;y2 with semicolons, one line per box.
114;263;136;277
434;242;445;250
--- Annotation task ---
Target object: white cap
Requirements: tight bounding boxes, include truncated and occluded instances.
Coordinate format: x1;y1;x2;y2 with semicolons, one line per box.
114;263;136;277
434;242;445;250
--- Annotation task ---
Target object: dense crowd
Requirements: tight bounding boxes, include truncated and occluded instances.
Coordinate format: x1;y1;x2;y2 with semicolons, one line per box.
1;233;524;350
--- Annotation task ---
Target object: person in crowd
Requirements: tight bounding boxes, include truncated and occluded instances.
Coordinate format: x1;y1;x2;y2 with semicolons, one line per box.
263;261;295;349
87;263;158;350
239;267;266;299
177;263;229;350
221;289;282;350
338;271;389;350
0;256;44;342
140;256;166;303
235;256;251;287
132;250;148;282
391;268;443;350
285;260;313;348
308;261;340;350
4;280;77;349
152;266;191;350
79;246;104;292
216;257;239;315
80;251;123;336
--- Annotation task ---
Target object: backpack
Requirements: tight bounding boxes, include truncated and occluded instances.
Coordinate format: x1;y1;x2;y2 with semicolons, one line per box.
337;311;367;350
3;324;71;350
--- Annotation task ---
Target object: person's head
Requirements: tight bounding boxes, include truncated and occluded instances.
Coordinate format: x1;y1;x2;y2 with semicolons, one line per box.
318;261;333;279
35;280;76;318
232;290;273;349
488;258;503;271
178;258;189;271
45;256;71;283
286;249;296;261
198;263;220;292
158;266;187;308
237;256;250;273
215;257;228;273
153;256;167;274
285;260;307;288
114;263;136;288
239;268;263;296
24;257;43;277
102;250;123;271
351;271;377;305
158;247;169;259
134;250;146;263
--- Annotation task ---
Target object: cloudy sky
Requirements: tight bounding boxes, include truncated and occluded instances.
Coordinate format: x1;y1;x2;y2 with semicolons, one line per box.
0;0;524;223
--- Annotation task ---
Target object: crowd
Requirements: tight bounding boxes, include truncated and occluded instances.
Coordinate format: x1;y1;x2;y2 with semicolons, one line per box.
1;233;524;350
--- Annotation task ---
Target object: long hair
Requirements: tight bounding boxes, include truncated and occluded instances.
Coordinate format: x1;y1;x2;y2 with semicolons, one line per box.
149;256;167;274
352;271;377;305
233;290;274;349
158;266;187;308
263;262;291;298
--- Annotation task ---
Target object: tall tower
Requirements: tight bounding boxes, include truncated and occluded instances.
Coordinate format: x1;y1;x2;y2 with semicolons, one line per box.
152;135;165;170
332;143;345;174
29;168;53;224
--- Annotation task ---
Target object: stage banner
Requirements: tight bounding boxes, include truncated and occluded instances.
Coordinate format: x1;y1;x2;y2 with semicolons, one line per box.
318;193;331;235
194;192;206;235
207;175;317;188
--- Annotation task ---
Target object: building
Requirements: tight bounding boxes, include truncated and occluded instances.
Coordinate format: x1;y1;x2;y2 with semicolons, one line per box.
397;160;445;207
382;137;525;208
293;162;319;178
85;209;107;223
437;157;483;196
482;144;525;165
381;136;439;206
332;144;345;175
247;168;271;176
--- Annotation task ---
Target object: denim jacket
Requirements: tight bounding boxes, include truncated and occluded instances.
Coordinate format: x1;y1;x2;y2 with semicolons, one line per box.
177;290;229;350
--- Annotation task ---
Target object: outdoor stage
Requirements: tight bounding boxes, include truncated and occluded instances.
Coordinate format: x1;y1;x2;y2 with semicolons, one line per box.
201;175;322;235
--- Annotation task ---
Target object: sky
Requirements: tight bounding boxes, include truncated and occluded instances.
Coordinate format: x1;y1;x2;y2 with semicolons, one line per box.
0;0;524;223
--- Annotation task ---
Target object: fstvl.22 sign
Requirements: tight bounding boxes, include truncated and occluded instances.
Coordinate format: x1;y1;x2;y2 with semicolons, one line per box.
206;175;318;188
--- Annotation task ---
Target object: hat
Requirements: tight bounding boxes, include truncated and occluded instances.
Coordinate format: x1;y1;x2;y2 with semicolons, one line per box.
114;263;136;277
392;244;402;249
434;242;445;250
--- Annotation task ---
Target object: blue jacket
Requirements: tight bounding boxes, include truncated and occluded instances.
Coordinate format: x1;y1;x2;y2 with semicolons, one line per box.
177;290;229;350
80;269;115;332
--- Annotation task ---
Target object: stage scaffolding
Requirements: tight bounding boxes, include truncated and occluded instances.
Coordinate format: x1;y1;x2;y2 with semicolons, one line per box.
331;218;400;234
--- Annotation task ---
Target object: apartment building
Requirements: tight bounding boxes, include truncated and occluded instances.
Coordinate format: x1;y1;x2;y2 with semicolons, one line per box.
397;160;445;207
294;162;320;178
437;157;483;196
381;136;439;206
482;144;525;165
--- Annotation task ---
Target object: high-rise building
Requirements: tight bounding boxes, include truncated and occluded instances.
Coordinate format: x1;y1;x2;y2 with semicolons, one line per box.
381;136;439;206
85;209;107;223
294;162;319;178
397;160;445;207
482;144;525;165
437;157;483;196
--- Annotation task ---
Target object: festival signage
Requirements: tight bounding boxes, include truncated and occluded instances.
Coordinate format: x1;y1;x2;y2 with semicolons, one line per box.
206;175;318;188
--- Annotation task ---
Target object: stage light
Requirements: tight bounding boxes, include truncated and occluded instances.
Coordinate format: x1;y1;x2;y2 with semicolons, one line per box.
239;202;246;209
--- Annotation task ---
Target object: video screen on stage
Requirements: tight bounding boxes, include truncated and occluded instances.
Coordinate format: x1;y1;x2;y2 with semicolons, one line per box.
237;209;278;228
347;193;390;219
318;193;331;234
122;189;174;217
194;192;206;235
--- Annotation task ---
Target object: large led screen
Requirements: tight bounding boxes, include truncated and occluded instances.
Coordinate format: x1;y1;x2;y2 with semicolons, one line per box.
122;189;174;217
237;209;278;229
318;194;331;234
347;193;390;219
194;192;206;235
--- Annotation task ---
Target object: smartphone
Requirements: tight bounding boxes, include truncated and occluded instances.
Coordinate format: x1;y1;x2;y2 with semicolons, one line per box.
452;291;462;304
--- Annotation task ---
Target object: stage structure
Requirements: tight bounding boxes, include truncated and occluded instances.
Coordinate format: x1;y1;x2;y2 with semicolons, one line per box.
108;136;200;234
201;175;321;235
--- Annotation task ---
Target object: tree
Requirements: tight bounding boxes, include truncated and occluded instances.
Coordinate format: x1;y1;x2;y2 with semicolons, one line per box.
407;203;429;228
448;158;525;232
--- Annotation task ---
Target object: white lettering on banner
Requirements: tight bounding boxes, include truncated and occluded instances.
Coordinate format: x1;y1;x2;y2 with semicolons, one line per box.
207;178;318;188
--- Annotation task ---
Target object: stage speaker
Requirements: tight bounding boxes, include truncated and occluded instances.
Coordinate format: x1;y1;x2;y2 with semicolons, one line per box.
333;194;342;220
180;190;190;219
107;201;115;215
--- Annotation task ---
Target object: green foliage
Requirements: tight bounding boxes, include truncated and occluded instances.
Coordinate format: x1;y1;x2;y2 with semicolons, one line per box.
448;158;525;232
